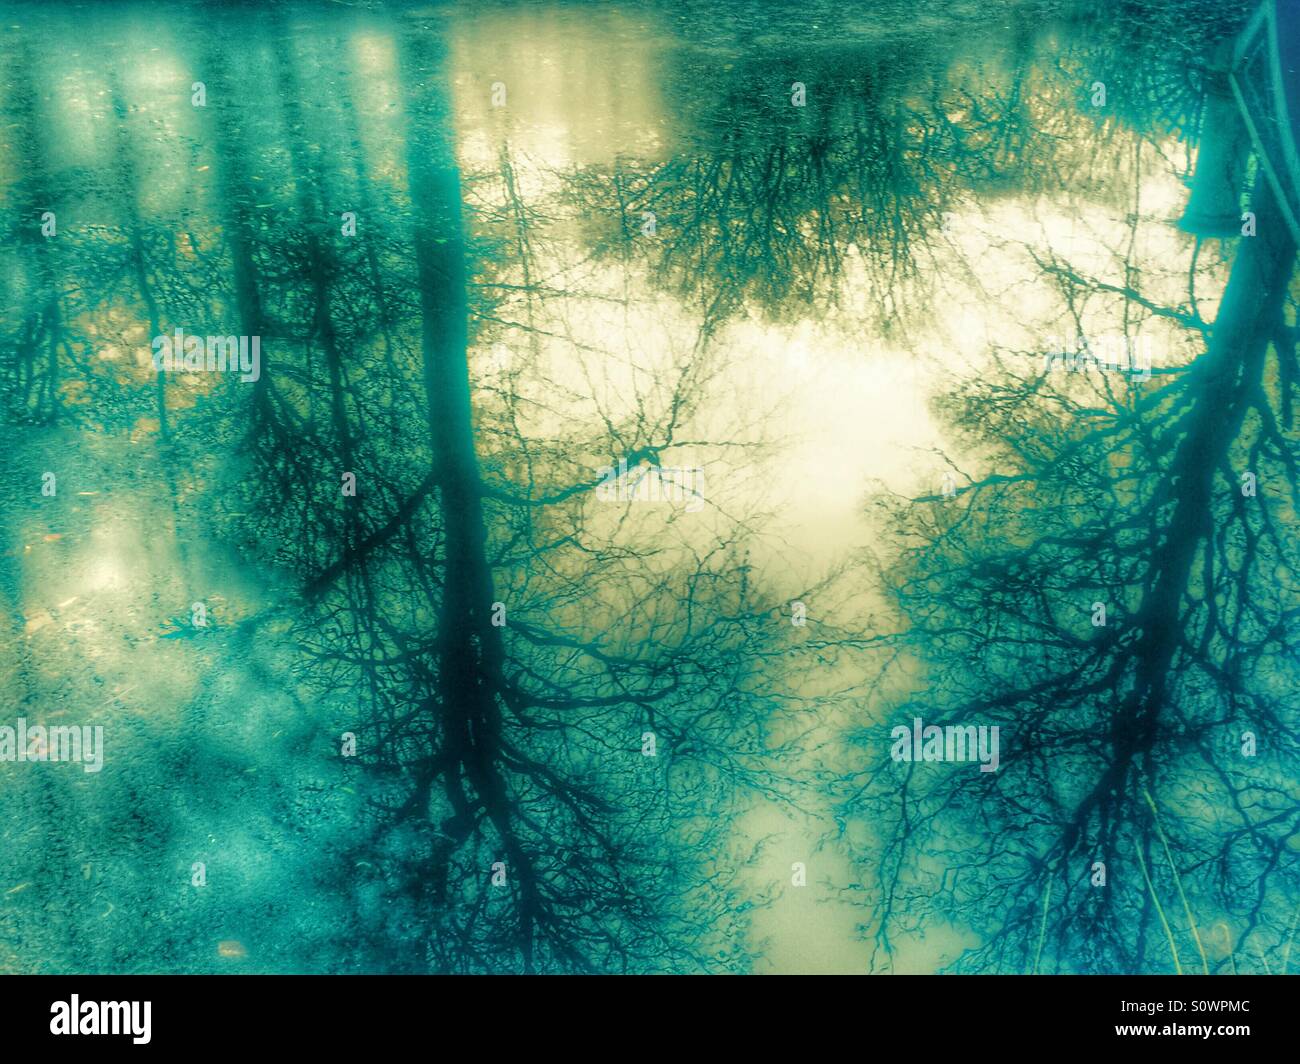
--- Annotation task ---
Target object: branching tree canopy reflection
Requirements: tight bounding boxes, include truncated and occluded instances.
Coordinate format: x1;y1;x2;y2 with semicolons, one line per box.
0;0;1293;976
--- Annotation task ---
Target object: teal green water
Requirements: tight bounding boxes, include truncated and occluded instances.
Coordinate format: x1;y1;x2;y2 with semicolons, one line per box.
0;0;1296;974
